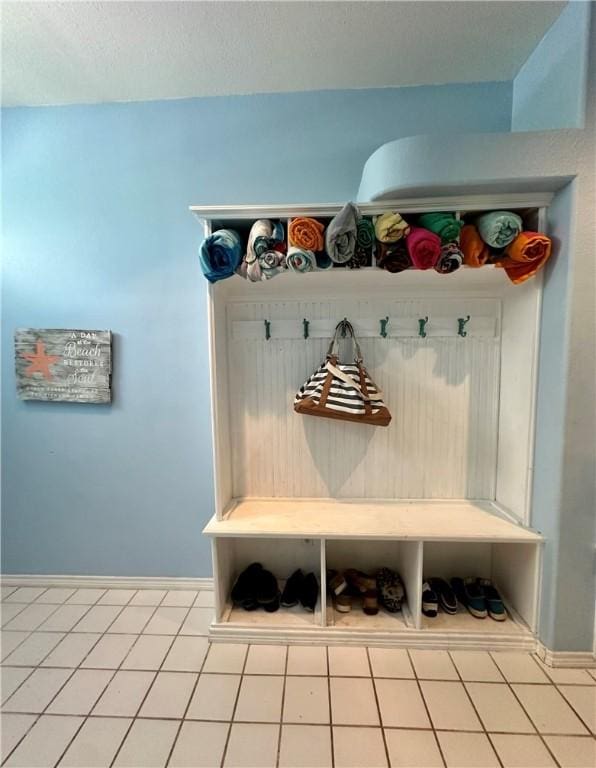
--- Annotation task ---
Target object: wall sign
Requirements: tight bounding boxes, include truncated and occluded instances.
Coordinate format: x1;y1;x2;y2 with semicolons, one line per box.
15;328;112;403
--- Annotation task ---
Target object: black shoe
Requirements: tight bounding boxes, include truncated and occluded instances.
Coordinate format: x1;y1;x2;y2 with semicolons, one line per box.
450;577;467;608
300;573;319;612
422;581;438;617
257;569;281;612
429;577;458;615
231;563;262;610
281;569;304;608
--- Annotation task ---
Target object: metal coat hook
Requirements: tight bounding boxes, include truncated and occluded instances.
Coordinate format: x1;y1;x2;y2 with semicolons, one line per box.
380;317;389;338
418;317;429;338
340;318;348;338
264;320;271;340
303;319;309;340
458;315;471;337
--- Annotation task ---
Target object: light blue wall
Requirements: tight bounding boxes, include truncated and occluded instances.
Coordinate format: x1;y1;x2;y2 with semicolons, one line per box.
512;1;591;131
1;82;512;576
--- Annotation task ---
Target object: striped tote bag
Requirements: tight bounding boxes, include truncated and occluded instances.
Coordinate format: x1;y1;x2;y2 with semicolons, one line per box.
294;320;392;427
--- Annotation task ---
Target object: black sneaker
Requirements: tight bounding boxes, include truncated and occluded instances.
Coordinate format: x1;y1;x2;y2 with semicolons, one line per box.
256;569;281;612
422;581;438;617
428;577;458;615
231;563;262;611
300;573;319;612
281;569;304;608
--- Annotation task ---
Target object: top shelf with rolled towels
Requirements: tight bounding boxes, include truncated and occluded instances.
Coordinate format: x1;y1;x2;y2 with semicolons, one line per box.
194;200;552;288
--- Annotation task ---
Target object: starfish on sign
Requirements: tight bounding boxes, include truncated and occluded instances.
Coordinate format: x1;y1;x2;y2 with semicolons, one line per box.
21;341;60;380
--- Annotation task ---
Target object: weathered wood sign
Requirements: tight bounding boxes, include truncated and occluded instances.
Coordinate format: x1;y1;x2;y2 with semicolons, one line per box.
15;329;112;403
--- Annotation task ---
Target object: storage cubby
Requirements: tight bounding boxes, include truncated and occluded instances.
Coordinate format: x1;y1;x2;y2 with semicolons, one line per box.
212;537;323;634
325;539;421;631
195;198;546;650
421;541;541;638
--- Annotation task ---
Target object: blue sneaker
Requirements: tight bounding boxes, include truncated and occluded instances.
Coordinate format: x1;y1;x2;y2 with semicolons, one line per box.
463;578;487;619
479;579;506;622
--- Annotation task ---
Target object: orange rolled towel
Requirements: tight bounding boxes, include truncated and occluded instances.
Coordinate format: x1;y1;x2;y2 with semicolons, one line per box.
460;225;489;267
498;231;552;285
289;217;325;252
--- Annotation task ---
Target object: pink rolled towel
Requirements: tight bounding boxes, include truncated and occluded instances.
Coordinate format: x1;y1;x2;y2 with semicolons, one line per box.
406;227;442;270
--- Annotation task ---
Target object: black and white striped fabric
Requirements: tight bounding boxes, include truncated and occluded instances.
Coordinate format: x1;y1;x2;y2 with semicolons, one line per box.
294;361;385;416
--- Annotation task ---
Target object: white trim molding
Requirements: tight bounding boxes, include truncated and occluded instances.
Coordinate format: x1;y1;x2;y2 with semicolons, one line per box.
536;642;596;668
0;574;214;591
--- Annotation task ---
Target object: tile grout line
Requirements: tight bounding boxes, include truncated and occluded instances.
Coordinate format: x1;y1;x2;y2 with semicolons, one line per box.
42;591;145;768
406;649;447;768
163;603;214;767
0;592;116;766
326;646;335;768
219;641;250;768
448;649;504;768
275;643;290;768
366;646;391;768
49;590;171;768
487;651;563;768
107;596;199;768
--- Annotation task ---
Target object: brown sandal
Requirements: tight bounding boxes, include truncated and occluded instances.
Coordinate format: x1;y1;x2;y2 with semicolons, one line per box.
363;589;379;616
345;569;376;594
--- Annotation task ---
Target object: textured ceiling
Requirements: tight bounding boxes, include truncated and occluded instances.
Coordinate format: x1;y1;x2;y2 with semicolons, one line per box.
1;1;566;107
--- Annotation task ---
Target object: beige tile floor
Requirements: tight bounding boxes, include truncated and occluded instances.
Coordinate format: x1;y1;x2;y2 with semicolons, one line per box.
1;586;595;768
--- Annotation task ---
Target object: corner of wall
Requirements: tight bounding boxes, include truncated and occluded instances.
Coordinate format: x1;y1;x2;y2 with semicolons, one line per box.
512;1;591;132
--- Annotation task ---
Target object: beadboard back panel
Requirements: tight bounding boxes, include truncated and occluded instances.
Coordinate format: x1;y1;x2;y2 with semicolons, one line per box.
227;297;500;500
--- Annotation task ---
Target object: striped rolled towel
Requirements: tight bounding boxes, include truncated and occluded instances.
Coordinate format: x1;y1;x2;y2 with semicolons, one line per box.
460;225;489;267
406;227;442;270
477;211;523;248
374;212;410;243
325;202;360;264
289;217;325;252
435;242;463;274
199;228;242;283
497;231;552;285
286;246;316;273
418;212;463;244
376;241;411;273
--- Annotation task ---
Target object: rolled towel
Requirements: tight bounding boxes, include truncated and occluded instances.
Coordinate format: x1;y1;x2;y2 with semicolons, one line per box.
239;219;286;282
406;227;442;270
286;245;316;273
435;242;463;274
199;228;242;283
325;202;360;264
498;231;552;285
376;241;411;273
477;211;523;248
289;217;325;252
418;212;463;244
315;253;334;270
350;218;375;268
460;225;489;267
374;212;410;243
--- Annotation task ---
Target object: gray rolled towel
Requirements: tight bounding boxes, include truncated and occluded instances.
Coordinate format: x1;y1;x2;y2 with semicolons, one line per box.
325;202;360;264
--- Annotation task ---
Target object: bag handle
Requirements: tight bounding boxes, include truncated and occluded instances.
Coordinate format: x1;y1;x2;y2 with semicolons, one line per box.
325;360;384;401
327;319;363;363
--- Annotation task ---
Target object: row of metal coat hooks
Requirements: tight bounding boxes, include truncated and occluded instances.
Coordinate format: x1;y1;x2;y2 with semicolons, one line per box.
262;315;472;340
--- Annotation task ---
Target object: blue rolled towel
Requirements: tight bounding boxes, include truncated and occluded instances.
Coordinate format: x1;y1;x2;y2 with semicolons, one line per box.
199;229;242;283
477;211;523;249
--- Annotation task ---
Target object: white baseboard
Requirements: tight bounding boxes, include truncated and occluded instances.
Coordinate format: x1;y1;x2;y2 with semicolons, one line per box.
536;642;596;668
0;574;214;591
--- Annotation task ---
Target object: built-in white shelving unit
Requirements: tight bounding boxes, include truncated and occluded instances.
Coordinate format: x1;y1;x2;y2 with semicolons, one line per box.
192;196;547;650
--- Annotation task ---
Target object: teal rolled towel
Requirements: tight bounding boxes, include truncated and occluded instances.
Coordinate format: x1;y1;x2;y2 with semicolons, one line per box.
477;211;523;249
